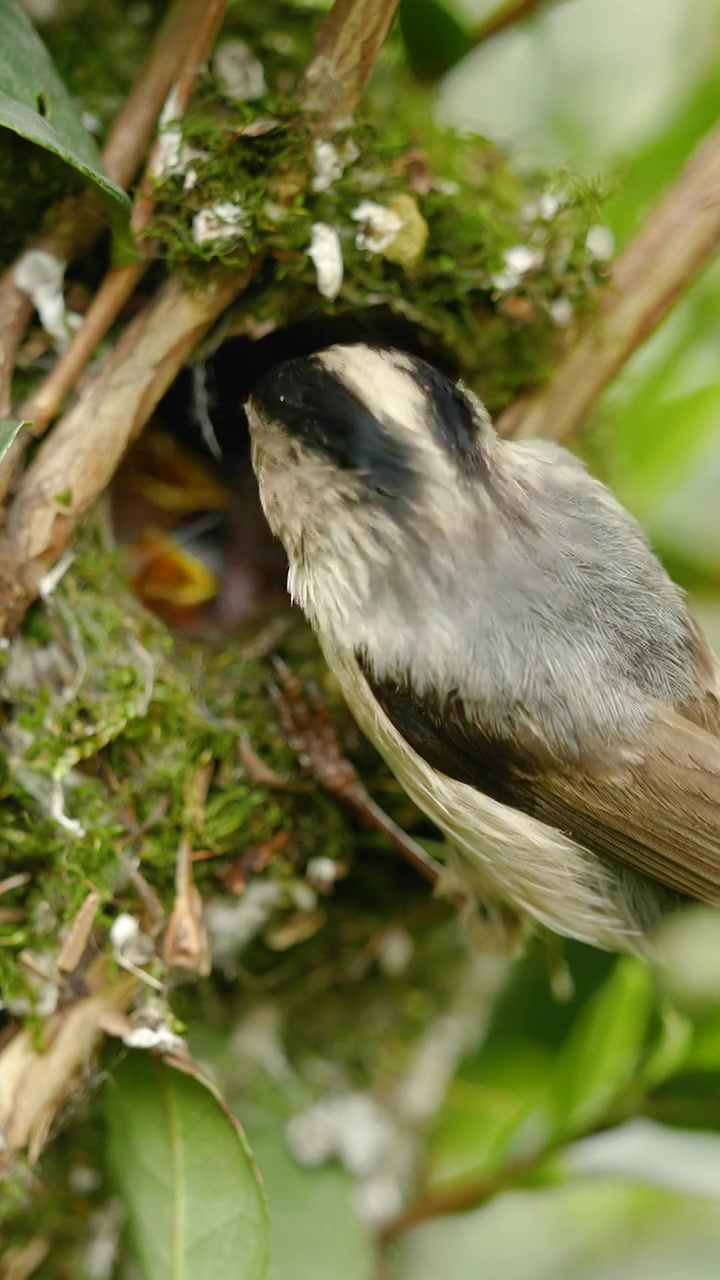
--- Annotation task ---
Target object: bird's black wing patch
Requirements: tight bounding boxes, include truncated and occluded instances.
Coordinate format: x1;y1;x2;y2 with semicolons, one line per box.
358;661;531;805
358;655;720;903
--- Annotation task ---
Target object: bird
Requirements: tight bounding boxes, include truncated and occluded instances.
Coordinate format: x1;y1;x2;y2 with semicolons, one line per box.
245;342;720;955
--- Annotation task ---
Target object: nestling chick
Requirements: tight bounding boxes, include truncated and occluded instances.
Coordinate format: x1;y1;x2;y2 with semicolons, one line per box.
246;344;720;955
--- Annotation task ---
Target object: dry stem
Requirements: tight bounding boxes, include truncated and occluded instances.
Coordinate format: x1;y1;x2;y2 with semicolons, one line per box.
471;0;558;45
500;120;720;442
0;0;229;500
0;0;203;459
300;0;401;135
379;1148;546;1242
96;0;208;191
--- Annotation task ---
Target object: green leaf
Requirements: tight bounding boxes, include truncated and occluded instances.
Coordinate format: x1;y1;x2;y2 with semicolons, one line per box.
427;1039;555;1186
548;958;654;1140
0;0;128;210
0;418;30;462
245;1125;373;1280
641;1005;694;1089
105;1051;270;1280
399;0;472;81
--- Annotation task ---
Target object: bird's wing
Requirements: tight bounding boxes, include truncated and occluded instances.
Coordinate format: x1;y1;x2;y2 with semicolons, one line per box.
533;711;720;901
362;664;720;903
679;615;720;733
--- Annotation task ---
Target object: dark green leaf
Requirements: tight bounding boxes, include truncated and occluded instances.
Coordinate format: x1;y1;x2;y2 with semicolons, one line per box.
399;0;472;81
0;418;29;462
427;1039;554;1184
0;0;128;210
105;1051;270;1280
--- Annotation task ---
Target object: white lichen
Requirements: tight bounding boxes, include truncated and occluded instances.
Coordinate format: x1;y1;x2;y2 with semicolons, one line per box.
351;201;403;255
38;550;76;601
504;244;544;274
150;86;208;182
311;137;359;193
376;927;414;977
230;1006;295;1083
13;249;81;351
312;140;344;193
285;1091;412;1225
286;1092;394;1176
81;111;102;136
110;913;154;967
491;244;544;292
309;222;344;300
585;224;615;260
121;997;187;1054
306;856;341;891
549;295;574;325
289;881;317;913
206;880;284;970
123;1024;185;1053
394;953;508;1126
432;177;460;196
213;38;266;103
192;201;248;245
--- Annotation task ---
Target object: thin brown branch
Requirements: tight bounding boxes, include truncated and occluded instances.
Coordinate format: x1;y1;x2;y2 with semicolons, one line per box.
300;0;401;136
0;0;202;441
470;0;559;45
344;789;443;887
101;0;207;191
379;1148;547;1242
499;120;720;443
0;267;251;634
0;0;229;500
14;264;145;441
0;287;30;420
130;0;229;234
268;659;443;887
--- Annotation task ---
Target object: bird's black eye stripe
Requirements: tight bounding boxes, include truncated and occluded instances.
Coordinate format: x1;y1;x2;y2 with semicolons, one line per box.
251;356;420;506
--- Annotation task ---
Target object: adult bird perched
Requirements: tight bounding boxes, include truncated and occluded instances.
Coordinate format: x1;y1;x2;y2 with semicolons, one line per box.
246;343;720;955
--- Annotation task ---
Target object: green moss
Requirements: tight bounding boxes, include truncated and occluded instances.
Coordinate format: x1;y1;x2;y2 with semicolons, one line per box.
0;524;353;999
142;2;609;411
